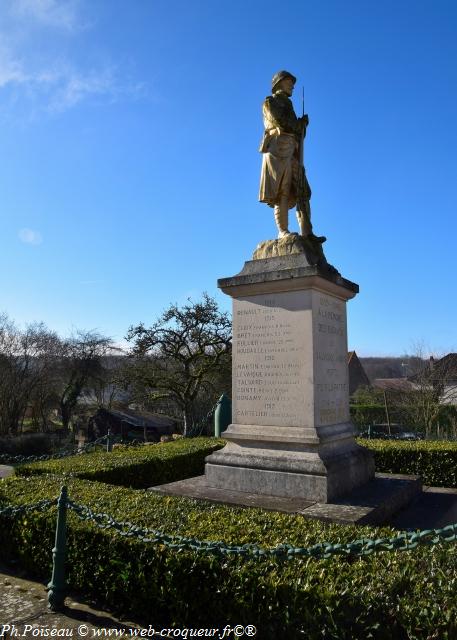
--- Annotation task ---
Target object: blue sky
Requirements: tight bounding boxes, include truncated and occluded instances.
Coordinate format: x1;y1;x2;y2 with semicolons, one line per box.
1;0;456;356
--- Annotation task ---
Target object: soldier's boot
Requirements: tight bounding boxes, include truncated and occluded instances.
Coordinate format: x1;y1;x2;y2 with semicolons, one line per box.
296;202;326;243
274;197;292;239
296;208;312;237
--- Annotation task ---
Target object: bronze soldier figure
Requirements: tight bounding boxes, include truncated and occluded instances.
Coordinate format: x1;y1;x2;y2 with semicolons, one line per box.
259;70;325;243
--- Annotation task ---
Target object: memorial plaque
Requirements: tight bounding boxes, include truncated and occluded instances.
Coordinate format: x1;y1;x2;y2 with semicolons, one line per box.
233;291;311;427
232;289;351;431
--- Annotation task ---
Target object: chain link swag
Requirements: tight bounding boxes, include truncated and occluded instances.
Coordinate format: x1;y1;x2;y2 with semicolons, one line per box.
0;498;57;518
1;493;455;560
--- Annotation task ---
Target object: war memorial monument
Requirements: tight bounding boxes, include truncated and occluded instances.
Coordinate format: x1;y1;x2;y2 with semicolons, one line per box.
154;71;421;524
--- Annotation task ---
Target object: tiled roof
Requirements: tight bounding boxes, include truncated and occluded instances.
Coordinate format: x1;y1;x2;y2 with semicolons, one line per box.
372;378;415;391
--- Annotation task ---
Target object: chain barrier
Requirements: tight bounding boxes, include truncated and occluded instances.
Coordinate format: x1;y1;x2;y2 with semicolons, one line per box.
0;428;199;466
0;435;110;465
0;498;57;518
185;400;220;438
0;433;146;466
0;490;455;615
1;491;456;561
65;499;457;559
0;399;223;462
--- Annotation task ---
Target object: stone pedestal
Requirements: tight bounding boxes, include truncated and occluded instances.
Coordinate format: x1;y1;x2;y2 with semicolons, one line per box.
204;254;375;502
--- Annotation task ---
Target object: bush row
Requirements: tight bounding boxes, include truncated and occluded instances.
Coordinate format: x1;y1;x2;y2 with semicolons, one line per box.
15;437;225;489
360;438;457;488
0;433;54;457
16;436;457;490
1;475;456;639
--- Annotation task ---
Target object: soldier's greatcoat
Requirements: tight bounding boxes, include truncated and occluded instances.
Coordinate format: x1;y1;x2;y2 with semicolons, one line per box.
258;90;310;208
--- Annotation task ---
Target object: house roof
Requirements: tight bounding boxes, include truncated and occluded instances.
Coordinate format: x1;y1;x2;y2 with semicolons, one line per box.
372;378;415;392
347;350;371;394
431;353;457;378
408;353;457;383
93;407;175;429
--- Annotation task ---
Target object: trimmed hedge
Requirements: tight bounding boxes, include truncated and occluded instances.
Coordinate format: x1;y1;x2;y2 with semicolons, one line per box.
15;437;225;489
0;475;456;639
17;436;457;491
360;438;457;488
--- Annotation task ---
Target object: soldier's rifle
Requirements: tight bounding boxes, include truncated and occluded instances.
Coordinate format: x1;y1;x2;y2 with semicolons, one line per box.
296;87;328;264
296;86;308;225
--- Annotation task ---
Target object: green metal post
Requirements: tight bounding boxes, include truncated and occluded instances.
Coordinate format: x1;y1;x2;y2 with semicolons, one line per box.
214;394;232;437
47;486;68;611
106;428;113;452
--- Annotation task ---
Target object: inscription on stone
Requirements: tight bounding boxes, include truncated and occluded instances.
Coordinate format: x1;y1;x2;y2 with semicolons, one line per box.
314;293;350;426
233;292;310;426
232;290;351;429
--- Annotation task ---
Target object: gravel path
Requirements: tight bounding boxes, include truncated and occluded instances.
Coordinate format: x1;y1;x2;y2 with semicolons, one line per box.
0;566;144;637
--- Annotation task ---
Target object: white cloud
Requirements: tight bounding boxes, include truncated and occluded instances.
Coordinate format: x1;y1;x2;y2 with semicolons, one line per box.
0;48;113;101
0;1;147;119
0;46;27;88
48;66;123;112
9;0;83;32
18;228;43;245
0;48;145;117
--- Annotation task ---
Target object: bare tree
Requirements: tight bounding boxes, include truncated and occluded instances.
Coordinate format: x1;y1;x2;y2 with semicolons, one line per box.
125;294;231;436
0;314;61;435
27;332;62;431
57;330;114;431
83;353;126;410
396;347;457;438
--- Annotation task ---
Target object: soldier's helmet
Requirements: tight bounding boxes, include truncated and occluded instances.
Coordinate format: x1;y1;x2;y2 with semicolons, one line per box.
271;70;297;92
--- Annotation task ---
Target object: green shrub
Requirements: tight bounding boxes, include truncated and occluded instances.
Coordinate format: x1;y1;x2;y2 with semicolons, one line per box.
15;437;225;488
350;404;387;427
0;475;456;639
0;434;53;457
359;438;457;487
16;435;457;491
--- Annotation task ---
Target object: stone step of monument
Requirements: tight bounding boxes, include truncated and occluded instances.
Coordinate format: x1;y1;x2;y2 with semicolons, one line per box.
149;472;437;528
149;475;315;513
299;473;422;526
0;465;14;479
390;485;457;531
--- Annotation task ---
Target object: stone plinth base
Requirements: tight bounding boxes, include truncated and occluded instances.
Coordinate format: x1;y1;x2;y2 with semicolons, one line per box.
150;473;422;526
204;426;374;502
211;252;375;503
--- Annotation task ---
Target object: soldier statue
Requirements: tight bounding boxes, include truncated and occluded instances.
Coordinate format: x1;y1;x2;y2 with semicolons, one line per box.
259;70;325;244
